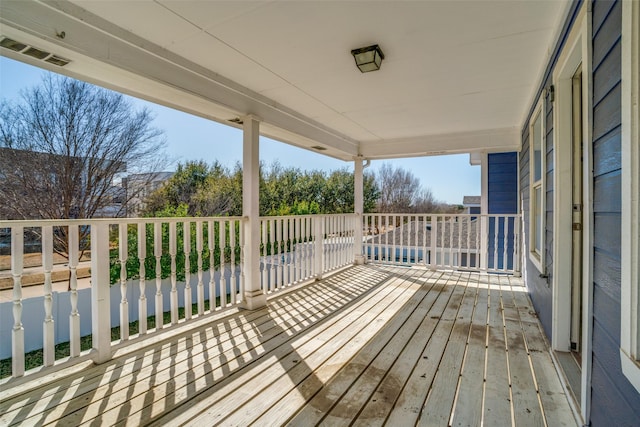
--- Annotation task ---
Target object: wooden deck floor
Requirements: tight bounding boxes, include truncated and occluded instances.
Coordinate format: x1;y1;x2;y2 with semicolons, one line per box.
0;265;577;426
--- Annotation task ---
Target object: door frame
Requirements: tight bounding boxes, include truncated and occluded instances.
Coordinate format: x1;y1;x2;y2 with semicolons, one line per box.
551;3;593;423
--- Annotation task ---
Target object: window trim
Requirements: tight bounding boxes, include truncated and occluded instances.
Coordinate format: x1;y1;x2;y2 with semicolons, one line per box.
621;0;640;393
529;96;546;274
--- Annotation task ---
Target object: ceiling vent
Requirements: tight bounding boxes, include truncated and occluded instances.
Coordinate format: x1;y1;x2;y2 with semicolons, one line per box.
311;146;327;151
0;36;70;67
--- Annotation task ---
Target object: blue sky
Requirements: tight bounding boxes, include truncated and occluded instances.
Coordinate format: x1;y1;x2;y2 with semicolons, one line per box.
0;56;479;204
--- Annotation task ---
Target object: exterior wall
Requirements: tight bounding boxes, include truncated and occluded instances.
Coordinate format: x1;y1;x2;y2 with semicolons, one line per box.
589;0;640;424
488;152;518;214
487;152;518;270
520;0;640;423
520;88;555;339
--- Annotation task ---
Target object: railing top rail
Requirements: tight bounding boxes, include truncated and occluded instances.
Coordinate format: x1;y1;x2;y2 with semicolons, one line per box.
365;213;520;217
0;216;246;228
259;213;357;221
0;212;521;228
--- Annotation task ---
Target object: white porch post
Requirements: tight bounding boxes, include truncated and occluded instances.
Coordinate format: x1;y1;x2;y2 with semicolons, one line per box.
241;115;267;310
91;222;112;364
354;156;366;264
480;153;489;270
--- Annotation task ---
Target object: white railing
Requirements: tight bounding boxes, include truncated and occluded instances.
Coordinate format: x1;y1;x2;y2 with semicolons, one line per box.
362;213;520;274
259;214;356;293
0;212;516;381
0;216;244;379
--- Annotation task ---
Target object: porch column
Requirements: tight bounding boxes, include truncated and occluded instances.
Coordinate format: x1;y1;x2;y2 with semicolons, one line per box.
353;156;366;264
480;153;489;270
241;115;267;310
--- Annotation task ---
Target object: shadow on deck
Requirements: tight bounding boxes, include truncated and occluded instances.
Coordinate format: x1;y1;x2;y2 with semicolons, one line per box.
0;265;576;426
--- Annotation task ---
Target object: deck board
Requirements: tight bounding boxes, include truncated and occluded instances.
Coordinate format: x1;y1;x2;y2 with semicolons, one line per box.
450;275;489;427
0;265;577;427
481;274;513;426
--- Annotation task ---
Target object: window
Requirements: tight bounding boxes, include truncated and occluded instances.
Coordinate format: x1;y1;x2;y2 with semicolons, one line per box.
621;0;640;393
529;97;545;273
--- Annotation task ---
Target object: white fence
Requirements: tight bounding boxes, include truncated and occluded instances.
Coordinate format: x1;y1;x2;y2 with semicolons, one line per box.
362;213;520;274
0;271;239;359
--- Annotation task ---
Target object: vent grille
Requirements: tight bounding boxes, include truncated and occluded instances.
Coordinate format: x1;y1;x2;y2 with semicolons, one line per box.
0;36;70;67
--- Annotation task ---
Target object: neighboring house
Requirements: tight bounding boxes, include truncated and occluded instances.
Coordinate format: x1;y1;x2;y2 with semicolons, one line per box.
123;171;174;216
462;195;481;216
0;147;126;220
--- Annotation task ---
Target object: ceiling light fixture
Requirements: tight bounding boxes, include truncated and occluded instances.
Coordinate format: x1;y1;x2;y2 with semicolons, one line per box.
351;44;384;73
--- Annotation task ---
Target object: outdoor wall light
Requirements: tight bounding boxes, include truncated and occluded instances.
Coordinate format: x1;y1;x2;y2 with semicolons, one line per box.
351;44;384;73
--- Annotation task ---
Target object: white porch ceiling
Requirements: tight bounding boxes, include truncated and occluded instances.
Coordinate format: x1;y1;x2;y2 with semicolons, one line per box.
0;0;570;161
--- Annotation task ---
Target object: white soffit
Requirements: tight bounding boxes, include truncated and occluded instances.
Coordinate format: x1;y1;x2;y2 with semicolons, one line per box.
0;0;569;160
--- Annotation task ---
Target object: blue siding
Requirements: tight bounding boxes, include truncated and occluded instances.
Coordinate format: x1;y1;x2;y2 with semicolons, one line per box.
487;152;518;270
520;0;640;423
520;82;555;340
589;0;640;424
488;152;518;214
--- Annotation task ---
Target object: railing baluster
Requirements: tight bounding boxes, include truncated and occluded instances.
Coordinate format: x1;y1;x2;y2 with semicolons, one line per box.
363;215;368;262
502;217;509;272
415;214;419;263
334;216;340;268
477;216;482;269
68;225;80;357
138;222;147;334
337;216;342;268
238;219;245;303
118;224;129;341
307;217;313;278
493;217;499;271
196;221;204;315
294;217;301;282
277;219;283;288
230;220;237;305
208;220;216;312
431;215;438;268
449;216;454;268
169;222;178;324
370;214;375;262
270;219;276;290
301;218;307;279
183;221;192;320
457;216;462;268
314;217;323;277
328;216;334;270
154;222;163;329
11;226;24;377
422;214;427;265
261;219;268;291
41;226;54;366
339;216;345;267
282;218;289;286
515;215;521;274
219;220;226;309
466;216;471;268
388;215;393;263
